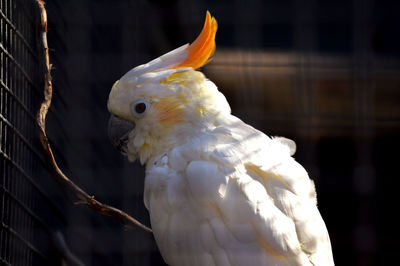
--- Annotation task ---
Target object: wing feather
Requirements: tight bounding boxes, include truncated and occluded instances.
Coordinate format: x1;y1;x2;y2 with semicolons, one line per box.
145;115;333;266
183;160;309;265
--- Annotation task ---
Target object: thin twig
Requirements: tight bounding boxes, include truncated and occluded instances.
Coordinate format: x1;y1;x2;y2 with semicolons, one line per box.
35;0;152;234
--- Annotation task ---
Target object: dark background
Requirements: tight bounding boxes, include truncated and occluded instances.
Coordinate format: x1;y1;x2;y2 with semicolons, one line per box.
1;0;400;265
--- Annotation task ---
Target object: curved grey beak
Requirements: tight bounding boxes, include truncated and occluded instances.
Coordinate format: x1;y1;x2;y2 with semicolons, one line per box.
108;115;135;154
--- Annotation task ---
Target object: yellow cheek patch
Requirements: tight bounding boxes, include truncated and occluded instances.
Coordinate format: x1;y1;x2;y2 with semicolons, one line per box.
153;98;185;127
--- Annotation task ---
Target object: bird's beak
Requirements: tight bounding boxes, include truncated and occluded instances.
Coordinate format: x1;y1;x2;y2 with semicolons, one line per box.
108;115;135;154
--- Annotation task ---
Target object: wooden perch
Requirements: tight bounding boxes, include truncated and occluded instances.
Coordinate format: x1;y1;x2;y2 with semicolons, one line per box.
35;0;152;234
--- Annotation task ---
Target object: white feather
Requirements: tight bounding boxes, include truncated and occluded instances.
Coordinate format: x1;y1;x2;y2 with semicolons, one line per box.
125;44;189;78
144;114;334;266
106;17;333;266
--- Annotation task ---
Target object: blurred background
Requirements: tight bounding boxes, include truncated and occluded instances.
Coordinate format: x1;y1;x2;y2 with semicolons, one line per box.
1;0;400;265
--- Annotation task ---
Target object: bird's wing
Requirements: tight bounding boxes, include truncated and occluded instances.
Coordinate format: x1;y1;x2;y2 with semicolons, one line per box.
145;115;333;266
243;148;334;266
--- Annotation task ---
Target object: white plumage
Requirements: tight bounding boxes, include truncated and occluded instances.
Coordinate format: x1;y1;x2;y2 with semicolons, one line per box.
107;12;334;266
143;115;333;266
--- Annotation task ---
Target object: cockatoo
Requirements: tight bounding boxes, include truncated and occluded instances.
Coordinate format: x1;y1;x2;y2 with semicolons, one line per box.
107;12;334;266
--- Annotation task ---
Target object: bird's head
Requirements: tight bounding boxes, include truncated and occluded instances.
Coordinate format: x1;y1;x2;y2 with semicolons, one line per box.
107;12;230;164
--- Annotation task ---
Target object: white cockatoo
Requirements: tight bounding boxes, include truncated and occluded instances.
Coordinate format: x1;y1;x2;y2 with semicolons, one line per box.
107;12;334;266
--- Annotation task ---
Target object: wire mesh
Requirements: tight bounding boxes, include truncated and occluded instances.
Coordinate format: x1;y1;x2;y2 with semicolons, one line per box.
0;0;399;265
0;0;66;265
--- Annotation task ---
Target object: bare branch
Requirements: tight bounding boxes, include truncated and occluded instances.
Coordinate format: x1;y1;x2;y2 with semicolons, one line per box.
35;0;152;234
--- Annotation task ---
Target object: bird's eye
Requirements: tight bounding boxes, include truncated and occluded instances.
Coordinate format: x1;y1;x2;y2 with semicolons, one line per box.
135;102;146;114
130;100;149;118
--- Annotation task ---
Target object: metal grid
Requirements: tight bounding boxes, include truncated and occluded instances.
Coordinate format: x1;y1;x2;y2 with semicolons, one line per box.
0;0;396;265
0;0;66;265
57;0;399;265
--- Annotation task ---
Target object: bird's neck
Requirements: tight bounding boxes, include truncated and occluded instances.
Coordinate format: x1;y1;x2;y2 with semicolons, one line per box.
138;110;228;165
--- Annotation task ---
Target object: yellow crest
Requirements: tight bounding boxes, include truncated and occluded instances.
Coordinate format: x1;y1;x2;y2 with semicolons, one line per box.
175;11;218;70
